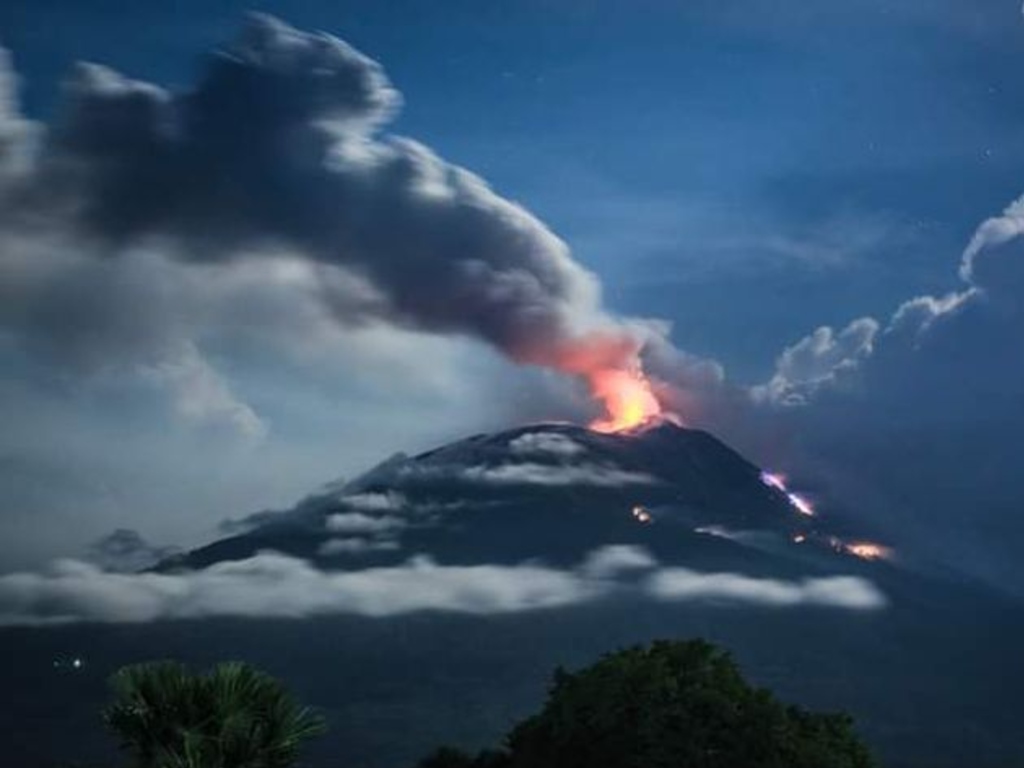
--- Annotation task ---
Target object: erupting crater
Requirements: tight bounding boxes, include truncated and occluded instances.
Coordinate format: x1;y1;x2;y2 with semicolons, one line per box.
587;365;676;434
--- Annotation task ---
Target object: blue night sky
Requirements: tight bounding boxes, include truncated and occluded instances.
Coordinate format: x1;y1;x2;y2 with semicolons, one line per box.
1;0;1024;590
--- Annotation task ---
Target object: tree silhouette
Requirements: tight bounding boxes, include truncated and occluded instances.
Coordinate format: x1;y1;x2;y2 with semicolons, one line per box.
104;660;325;768
418;639;875;768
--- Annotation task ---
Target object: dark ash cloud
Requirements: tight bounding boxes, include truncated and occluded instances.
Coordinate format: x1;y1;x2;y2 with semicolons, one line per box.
4;13;658;383
0;12;708;453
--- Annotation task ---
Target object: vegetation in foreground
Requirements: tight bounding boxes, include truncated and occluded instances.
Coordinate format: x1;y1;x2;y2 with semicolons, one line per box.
416;639;875;768
98;639;874;768
103;661;325;768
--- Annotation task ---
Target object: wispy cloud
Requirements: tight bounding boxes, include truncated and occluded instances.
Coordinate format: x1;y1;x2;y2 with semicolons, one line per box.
401;462;658;488
648;568;885;610
336;491;408;513
508;432;585;459
0;553;598;625
0;546;885;626
317;537;402;556
325;512;406;535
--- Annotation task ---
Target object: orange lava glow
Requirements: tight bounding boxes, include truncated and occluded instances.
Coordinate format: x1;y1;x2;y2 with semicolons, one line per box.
760;471;815;517
760;471;788;492
787;492;816;517
844;542;891;561
588;367;663;433
632;505;653;524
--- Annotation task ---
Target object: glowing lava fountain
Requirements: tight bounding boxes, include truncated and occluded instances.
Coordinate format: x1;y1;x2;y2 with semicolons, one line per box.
759;471;816;517
587;366;664;433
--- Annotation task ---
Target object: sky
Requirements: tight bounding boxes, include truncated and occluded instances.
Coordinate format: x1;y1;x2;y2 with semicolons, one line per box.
1;0;1024;593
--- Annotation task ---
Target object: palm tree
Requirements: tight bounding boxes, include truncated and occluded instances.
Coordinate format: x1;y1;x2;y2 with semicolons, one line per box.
103;660;326;768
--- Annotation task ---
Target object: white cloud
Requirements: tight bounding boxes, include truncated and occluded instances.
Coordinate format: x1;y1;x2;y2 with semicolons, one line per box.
336;491;407;513
0;552;599;625
581;544;658;578
402;462;658;488
959;194;1024;308
138;341;267;441
317;537;401;556
325;512;405;535
754;318;878;406
647;568;885;610
0;546;886;626
0;48;35;183
508;432;585;459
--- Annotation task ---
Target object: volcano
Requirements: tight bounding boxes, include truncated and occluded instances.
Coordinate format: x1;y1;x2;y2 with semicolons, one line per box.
162;420;874;578
3;422;1024;768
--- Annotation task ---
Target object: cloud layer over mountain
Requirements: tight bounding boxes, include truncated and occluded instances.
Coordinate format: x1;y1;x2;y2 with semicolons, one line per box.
0;545;884;626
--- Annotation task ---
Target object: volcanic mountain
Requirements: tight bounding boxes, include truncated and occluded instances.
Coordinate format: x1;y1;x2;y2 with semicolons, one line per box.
163;420;874;580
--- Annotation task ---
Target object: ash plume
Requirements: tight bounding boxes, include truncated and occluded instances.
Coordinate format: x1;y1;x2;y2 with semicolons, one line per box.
0;13;678;422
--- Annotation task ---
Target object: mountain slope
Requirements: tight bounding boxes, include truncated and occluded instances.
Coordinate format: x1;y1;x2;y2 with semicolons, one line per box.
162;421;872;578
